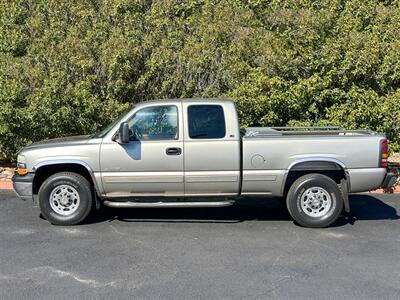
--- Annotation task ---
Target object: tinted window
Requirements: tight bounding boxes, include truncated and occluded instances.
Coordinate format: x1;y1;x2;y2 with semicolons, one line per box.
128;105;178;140
188;105;226;139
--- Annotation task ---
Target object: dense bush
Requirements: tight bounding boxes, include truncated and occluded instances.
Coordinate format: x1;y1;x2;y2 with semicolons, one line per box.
1;0;399;160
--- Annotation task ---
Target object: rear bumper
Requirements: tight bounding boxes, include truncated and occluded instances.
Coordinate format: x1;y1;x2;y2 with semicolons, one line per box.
12;173;34;201
348;168;387;193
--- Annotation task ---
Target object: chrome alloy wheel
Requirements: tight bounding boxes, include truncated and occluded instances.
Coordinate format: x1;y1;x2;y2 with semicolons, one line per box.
300;187;332;217
49;185;80;216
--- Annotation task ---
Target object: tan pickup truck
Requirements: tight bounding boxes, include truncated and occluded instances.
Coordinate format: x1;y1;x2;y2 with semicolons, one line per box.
13;99;396;227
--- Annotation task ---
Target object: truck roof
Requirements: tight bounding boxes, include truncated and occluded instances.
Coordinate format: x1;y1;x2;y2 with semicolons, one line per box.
139;98;234;105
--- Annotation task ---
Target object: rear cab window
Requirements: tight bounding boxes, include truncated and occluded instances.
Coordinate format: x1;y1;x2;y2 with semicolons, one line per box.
188;105;226;139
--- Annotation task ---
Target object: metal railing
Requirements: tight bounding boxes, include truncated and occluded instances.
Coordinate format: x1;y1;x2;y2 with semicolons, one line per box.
244;126;372;137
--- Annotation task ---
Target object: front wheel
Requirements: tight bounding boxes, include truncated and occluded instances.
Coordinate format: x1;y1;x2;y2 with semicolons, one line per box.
38;172;94;225
286;174;343;228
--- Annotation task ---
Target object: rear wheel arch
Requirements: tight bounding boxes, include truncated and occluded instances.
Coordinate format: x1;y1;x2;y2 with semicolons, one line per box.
283;159;349;197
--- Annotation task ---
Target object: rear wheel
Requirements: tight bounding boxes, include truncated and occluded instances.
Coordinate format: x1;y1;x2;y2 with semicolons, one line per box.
38;172;94;225
286;174;343;228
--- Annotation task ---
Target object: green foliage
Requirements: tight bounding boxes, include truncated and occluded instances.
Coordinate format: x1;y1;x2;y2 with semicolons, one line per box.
1;0;400;159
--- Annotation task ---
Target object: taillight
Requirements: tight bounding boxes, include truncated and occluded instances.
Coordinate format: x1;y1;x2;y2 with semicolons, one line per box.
380;139;388;168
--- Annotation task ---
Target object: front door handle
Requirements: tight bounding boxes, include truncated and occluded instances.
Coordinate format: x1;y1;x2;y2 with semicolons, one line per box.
166;147;182;155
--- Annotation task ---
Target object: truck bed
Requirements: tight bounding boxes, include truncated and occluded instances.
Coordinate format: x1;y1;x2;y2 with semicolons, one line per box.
240;126;385;195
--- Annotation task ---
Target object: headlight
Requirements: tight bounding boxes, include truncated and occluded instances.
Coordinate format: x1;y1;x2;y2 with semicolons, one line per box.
17;154;26;164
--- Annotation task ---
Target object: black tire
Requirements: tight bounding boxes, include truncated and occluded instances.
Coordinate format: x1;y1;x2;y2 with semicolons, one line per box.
286;173;343;228
38;172;94;225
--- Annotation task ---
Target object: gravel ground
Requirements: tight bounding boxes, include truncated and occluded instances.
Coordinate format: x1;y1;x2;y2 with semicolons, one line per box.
1;191;400;299
0;167;13;182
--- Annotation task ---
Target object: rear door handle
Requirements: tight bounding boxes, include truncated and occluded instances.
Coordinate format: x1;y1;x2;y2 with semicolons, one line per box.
166;147;182;155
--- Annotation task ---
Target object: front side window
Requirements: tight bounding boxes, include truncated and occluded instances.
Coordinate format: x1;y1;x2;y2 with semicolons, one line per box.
127;105;178;141
188;105;226;139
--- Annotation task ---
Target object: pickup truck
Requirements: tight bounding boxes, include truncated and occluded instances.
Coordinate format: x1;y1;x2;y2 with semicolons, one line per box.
12;99;396;227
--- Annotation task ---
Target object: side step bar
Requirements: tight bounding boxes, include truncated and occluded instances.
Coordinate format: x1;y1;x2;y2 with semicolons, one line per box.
103;200;235;208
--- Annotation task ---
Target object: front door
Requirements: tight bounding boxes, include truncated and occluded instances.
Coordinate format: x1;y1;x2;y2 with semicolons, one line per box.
100;102;184;197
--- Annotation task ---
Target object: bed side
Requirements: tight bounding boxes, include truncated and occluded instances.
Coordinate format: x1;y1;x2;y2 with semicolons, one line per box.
241;134;386;195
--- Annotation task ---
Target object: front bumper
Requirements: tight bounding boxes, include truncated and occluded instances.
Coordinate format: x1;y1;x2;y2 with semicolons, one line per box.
12;173;34;201
381;172;397;189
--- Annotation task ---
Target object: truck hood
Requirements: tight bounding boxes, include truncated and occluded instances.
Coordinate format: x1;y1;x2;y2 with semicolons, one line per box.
23;135;92;150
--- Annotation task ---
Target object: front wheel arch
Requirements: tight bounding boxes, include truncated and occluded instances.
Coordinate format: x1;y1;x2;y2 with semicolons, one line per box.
33;163;99;197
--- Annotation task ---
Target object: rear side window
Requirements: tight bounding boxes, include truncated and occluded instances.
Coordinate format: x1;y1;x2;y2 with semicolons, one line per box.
188;105;226;139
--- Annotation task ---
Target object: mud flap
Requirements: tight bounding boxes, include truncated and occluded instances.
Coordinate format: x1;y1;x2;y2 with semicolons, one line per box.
340;178;350;213
94;188;101;210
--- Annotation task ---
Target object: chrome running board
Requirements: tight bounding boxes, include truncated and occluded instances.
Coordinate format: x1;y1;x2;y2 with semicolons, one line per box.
103;200;234;208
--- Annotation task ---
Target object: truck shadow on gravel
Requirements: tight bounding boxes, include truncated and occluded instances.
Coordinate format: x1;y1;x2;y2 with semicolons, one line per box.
83;194;400;227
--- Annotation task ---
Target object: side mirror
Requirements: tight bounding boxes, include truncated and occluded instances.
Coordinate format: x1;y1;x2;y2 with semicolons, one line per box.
118;122;130;144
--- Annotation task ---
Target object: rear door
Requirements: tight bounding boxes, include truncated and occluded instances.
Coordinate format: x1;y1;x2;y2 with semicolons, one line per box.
182;101;241;196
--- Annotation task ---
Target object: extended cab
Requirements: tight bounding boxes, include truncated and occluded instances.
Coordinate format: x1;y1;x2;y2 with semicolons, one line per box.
13;99;397;227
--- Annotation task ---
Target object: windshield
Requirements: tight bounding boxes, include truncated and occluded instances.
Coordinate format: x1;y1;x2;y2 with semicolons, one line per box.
91;105;135;138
